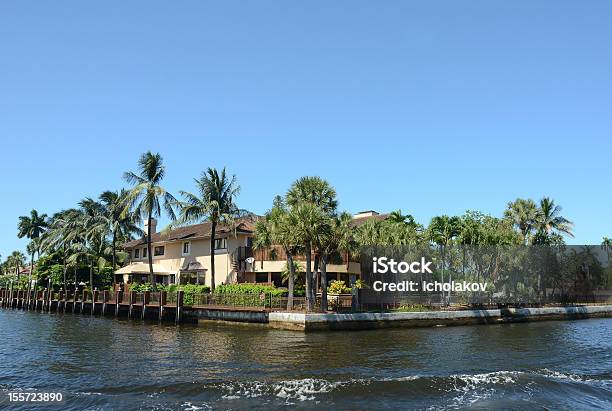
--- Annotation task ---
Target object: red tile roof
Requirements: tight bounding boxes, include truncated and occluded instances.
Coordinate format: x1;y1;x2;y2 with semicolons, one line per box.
123;219;256;248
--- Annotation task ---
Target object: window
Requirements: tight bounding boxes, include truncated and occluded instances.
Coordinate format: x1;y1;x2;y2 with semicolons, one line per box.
142;247;147;258
182;242;190;256
214;238;227;250
154;246;165;256
134;249;140;259
246;237;253;247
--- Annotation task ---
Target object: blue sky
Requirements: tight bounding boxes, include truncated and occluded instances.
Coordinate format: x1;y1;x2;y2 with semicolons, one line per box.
1;1;611;258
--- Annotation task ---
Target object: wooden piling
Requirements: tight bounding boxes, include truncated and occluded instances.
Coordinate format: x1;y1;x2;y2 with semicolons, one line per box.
115;291;121;317
176;290;184;324
128;291;135;318
159;291;167;321
142;291;150;320
102;290;108;316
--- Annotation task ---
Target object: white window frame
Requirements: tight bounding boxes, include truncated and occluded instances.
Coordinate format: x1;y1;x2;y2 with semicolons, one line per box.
134;248;140;259
182;241;191;256
142;247;148;258
214;238;227;250
153;245;165;257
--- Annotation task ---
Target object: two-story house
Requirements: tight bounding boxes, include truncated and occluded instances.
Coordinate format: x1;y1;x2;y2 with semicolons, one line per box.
114;211;387;289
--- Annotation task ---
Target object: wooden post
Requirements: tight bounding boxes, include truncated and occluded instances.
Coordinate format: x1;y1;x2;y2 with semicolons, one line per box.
25;281;30;309
128;291;136;318
81;289;86;313
115;291;122;316
92;288;99;316
63;289;69;314
142;291;150;320
176;290;184;324
159;291;166;321
102;290;108;316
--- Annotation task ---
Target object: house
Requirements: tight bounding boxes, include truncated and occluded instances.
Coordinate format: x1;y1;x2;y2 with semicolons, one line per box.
115;211;388;289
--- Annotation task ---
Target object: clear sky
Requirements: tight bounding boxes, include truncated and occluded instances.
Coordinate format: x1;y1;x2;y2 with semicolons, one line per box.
1;1;611;258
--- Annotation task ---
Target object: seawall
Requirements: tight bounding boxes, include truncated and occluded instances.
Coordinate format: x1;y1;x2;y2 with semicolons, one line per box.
267;305;612;331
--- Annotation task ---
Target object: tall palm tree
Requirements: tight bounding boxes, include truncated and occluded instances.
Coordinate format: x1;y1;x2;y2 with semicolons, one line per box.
41;209;82;291
286;176;338;311
504;199;539;245
17;209;49;285
174;167;239;292
254;196;301;309
100;189;143;272
288;202;327;311
124;152;177;284
317;212;355;311
428;215;461;304
534;197;574;241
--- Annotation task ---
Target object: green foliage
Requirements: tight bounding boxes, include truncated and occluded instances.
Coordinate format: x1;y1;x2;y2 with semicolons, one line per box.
214;283;286;296
353;279;368;289
328;280;351;294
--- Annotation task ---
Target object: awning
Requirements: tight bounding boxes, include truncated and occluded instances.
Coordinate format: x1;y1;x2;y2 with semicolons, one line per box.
115;262;176;276
180;260;207;272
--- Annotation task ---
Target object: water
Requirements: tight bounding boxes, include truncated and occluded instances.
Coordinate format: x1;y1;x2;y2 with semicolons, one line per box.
0;310;610;410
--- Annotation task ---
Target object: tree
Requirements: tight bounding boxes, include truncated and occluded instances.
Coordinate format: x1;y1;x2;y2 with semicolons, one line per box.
316;212;355;311
100;189;142;272
124;152;177;284
41;209;82;291
286;176;338;311
7;251;26;280
532;197;574;244
504;199;539;245
428;215;461;304
174;167;240;292
17;209;49;287
254;196;301;309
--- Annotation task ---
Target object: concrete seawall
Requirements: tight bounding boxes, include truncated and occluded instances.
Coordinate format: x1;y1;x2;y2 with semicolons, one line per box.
268;305;612;331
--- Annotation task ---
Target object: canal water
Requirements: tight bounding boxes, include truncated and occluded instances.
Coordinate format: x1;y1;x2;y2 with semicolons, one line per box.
0;310;610;410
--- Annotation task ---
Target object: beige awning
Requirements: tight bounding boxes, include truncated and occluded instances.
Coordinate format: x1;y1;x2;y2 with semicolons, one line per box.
180;260;207;272
115;262;176;276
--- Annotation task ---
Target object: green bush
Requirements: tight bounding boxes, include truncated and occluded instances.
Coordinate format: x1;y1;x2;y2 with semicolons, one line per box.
328;280;351;294
214;283;286;296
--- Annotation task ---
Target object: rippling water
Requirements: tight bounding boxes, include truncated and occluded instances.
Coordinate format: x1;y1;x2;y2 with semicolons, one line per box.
0;309;610;410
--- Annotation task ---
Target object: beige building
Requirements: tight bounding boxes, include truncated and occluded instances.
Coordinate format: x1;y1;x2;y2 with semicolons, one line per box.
115;211;387;289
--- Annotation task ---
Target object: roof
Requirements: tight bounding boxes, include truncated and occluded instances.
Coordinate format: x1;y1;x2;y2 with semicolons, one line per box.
123;219;256;248
350;213;390;227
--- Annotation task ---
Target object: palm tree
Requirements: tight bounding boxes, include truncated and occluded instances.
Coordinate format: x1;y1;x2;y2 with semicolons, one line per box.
533;197;574;243
504;199;539;245
428;215;461;304
124;152;177;284
288;202;328;311
317;212;355;311
100;189;143;272
41;209;81;291
174;167;239;292
286;176;338;311
17;209;49;285
254;196;301;309
7;251;27;280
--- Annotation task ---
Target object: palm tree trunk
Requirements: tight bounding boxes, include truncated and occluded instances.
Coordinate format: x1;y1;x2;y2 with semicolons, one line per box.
29;251;35;290
62;245;67;292
210;220;217;292
320;252;328;312
147;212;154;284
286;248;295;310
89;258;94;294
112;230;117;273
305;242;313;312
